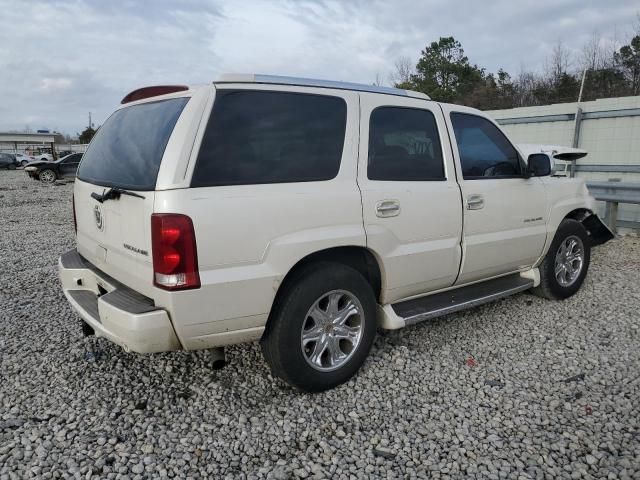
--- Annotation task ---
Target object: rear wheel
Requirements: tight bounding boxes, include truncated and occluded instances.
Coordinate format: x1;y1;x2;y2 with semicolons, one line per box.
39;169;56;184
261;263;377;392
532;219;591;300
7;163;16;170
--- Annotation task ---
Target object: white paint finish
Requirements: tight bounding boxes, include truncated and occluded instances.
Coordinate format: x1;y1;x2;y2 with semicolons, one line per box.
152;86;366;345
63;78;604;354
519;267;540;287
357;92;463;303
456;178;548;283
155;182;364;268
377;304;405;330
155;86;211;189
183;326;265;350
74;179;157;298
58;259;180;354
535;177;596;261
440;104;549;284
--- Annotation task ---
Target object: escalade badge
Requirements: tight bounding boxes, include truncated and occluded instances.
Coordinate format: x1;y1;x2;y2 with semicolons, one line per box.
94;204;104;231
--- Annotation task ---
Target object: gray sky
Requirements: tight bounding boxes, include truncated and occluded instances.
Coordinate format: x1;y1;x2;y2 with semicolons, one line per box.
0;0;637;135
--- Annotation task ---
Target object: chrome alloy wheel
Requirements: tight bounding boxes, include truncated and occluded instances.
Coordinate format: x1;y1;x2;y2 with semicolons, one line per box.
300;290;364;372
39;170;56;183
554;235;584;287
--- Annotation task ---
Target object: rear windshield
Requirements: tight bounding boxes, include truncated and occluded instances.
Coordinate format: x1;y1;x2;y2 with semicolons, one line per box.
77;97;189;190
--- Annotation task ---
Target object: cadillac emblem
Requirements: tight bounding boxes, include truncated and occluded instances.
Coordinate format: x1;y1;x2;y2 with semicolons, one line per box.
94;204;104;231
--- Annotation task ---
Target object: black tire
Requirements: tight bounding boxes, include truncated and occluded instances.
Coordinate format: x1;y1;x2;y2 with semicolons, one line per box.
532;219;591;300
261;262;377;392
21;160;28;167
7;163;16;170
39;169;57;184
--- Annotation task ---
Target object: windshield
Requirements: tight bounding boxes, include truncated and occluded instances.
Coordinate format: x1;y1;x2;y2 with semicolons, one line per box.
77;97;189;190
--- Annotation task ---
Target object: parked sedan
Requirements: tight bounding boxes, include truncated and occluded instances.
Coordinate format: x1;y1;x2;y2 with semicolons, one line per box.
24;153;82;183
0;153;19;170
15;153;35;166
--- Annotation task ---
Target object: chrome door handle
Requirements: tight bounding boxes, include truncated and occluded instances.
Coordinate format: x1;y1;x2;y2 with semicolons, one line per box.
376;200;400;217
467;194;484;210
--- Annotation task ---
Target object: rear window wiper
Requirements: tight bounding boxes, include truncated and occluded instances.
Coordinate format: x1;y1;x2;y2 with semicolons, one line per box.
91;187;146;203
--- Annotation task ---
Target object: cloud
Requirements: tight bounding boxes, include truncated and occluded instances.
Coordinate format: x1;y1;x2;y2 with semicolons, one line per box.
39;77;73;92
0;0;638;134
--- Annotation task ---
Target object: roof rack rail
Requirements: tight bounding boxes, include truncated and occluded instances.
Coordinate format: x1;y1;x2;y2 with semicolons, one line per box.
215;74;430;100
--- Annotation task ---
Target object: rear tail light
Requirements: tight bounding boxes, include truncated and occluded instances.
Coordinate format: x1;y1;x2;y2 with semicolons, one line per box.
151;214;200;290
72;194;77;234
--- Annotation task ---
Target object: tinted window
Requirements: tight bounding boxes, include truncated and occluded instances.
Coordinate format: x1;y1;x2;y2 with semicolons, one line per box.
77;98;188;190
191;90;346;187
450;113;522;179
368;107;445;181
60;154;80;164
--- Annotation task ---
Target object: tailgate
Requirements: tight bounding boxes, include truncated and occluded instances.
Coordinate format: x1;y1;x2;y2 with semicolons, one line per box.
75;179;156;297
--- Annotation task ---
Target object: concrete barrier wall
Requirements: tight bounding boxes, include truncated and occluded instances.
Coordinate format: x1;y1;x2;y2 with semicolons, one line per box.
487;96;640;226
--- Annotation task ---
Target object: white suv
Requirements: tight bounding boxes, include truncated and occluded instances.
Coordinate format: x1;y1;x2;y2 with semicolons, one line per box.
59;74;613;391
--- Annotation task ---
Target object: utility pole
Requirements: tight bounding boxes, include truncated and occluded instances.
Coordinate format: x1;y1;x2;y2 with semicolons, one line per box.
570;69;588;177
88;112;92;129
577;68;587;104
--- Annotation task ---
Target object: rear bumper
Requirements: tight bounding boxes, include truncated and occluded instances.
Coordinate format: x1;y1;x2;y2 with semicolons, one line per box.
58;249;181;353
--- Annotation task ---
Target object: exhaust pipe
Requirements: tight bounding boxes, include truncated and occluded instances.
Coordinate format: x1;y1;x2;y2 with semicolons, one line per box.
210;347;226;370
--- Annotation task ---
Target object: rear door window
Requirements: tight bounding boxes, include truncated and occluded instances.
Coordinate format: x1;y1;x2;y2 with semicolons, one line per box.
191;90;347;187
368;107;445;181
77;97;189;190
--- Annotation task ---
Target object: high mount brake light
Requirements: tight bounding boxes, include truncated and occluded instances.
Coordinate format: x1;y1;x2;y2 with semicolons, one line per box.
121;85;189;104
151;214;200;290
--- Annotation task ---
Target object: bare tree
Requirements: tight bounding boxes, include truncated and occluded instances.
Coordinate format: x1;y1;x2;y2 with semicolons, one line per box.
372;72;384;87
580;32;606;71
545;40;573;83
513;69;538;107
389;56;414;86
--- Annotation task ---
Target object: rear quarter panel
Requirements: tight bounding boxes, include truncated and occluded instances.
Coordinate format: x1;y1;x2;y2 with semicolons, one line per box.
153;85;365;349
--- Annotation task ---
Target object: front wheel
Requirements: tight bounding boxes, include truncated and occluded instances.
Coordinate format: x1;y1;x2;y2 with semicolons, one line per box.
261;263;377;392
7;163;16;170
39;169;56;184
532;219;591;300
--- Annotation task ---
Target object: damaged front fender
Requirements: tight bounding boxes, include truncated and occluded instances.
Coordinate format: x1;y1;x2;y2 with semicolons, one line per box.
582;214;615;246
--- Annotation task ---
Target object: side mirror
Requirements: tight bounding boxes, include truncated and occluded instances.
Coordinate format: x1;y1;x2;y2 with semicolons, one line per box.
527;153;551;177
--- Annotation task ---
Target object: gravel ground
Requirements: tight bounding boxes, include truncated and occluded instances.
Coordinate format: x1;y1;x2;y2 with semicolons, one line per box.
1;169;639;479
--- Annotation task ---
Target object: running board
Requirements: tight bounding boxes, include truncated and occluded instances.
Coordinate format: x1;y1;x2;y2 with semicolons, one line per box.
391;274;534;326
